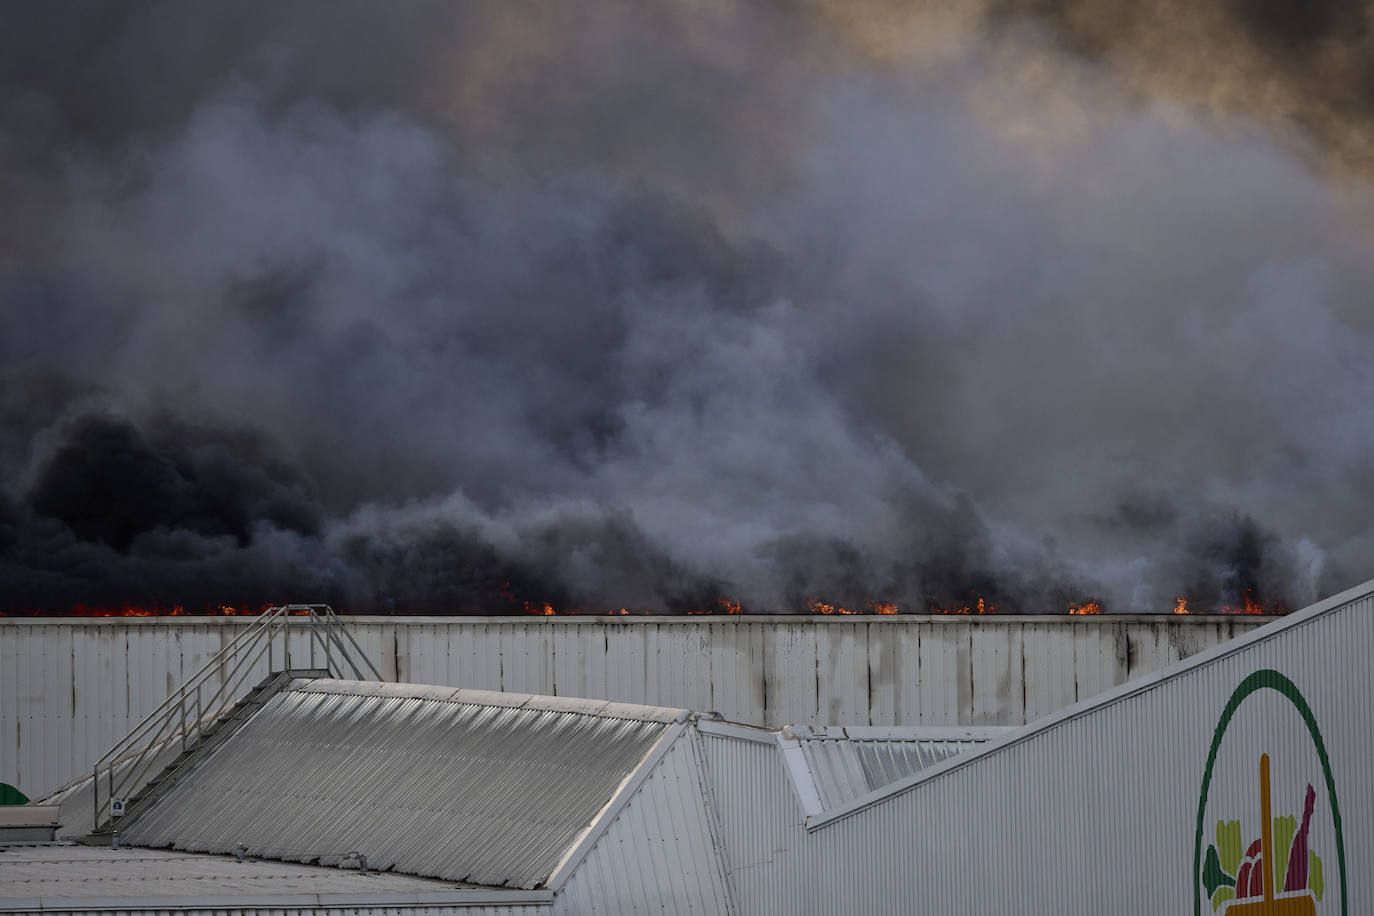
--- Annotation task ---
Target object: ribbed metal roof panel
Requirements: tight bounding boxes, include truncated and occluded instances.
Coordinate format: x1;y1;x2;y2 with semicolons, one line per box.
0;843;471;897
787;728;1012;810
118;679;683;889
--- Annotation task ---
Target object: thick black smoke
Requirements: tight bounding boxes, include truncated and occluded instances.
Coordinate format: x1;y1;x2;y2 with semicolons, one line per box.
1;2;1371;612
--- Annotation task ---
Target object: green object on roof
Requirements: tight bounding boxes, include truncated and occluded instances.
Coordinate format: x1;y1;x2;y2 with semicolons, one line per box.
0;782;28;805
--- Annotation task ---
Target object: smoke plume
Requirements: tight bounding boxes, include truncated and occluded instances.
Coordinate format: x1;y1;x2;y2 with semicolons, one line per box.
2;1;1372;613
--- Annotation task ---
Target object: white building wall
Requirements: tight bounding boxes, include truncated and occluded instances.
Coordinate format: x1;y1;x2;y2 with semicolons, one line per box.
695;728;811;916
554;731;735;914
699;588;1374;914
1;615;1261;799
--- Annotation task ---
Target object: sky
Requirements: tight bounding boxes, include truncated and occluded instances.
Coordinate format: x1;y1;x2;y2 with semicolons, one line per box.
2;0;1373;614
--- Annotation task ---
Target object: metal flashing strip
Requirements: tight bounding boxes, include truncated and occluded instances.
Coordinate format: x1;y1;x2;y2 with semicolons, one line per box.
803;576;1374;830
292;679;690;724
682;728;740;916
693;718;777;744
776;736;824;818
544;722;689;890
779;725;1017;741
0;889;555;911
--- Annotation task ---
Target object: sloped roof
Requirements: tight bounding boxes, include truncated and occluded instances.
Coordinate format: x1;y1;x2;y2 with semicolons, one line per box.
119;679;686;890
0;842;555;909
779;726;1016;812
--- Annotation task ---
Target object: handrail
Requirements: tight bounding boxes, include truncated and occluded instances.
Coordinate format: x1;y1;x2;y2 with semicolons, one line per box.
96;608;284;767
91;605;382;835
308;609;383;680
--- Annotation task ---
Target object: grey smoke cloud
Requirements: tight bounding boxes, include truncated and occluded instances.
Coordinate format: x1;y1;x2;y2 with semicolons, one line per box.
1;1;1371;612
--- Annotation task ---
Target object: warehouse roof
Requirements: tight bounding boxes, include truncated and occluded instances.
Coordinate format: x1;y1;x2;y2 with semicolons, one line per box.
0;843;551;911
119;679;687;890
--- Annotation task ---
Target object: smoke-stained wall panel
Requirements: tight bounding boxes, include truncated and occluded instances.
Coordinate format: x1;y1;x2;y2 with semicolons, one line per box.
648;625;715;715
916;622;964;724
709;621;767;723
971;622;1024;725
1;615;1263;800
606;624;649;706
1019;623;1057;720
816;622;867;724
764;622;818;727
499;623;556;697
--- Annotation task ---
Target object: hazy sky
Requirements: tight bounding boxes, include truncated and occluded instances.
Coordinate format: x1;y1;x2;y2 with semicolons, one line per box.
2;1;1372;613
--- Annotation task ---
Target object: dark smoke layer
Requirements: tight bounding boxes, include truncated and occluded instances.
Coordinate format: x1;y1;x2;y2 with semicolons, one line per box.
1;1;1371;613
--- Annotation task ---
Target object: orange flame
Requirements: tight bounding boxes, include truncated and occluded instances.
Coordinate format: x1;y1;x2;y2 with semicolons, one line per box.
21;603;266;617
686;597;745;615
1220;590;1266;615
930;595;996;615
1174;597;1189;615
524;601;556;616
866;599;900;615
1067;601;1101;615
807;600;860;615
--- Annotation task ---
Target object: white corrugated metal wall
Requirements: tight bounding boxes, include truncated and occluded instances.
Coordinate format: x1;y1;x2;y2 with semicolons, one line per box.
695;726;813;915
693;589;1373;914
553;730;736;914
0;615;1261;799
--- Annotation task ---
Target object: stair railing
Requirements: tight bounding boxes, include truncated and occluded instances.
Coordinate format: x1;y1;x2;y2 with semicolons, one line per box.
91;604;381;834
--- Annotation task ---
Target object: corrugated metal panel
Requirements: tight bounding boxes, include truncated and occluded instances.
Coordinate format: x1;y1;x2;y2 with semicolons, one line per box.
118;680;683;890
5;616;1266;800
0;843;552;915
553;730;734;914
788;729;1009;811
0;843;466;897
696;732;809;916
697;585;1374;914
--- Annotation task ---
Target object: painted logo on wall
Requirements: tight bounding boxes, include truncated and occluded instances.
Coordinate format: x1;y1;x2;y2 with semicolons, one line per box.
1193;670;1347;915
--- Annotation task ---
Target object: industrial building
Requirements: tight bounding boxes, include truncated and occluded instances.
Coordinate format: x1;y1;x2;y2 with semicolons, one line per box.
1;582;1369;913
0;612;1263;802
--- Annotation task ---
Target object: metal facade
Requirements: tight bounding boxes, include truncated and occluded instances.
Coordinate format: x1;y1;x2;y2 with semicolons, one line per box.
695;727;811;915
552;731;735;914
118;680;683;890
2;615;1261;799
1;842;476;897
781;725;1013;812
0;843;552;915
697;583;1374;914
7;582;1367;914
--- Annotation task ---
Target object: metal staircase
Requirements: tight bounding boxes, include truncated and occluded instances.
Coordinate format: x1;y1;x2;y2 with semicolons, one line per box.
87;605;382;840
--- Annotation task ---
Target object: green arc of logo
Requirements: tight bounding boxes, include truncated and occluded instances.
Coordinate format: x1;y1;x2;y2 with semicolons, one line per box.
1192;669;1347;915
